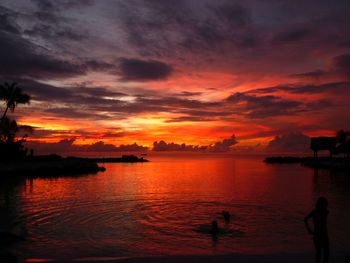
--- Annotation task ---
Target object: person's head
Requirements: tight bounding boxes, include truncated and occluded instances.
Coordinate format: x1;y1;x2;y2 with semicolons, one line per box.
316;196;328;211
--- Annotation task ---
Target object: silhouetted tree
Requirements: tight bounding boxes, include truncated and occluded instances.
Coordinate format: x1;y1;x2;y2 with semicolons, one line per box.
0;82;30;123
336;129;350;157
0;117;32;143
337;130;348;144
0;117;33;161
0;117;32;161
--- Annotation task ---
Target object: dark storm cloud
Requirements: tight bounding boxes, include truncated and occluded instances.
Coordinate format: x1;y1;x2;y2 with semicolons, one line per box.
171;91;203;97
165;109;233;123
119;58;173;81
152;134;237;152
86;95;220;118
135;96;220;111
44;107;105;120
272;27;312;44
10;79;220;120
24;24;87;41
290;53;350;80
117;0;258;58
306;99;333;109
0;5;112;79
31;0;94;12
266;132;310;152
3;0;350;83
266;1;350;49
211;2;250;28
7;78;127;120
11;78;336;122
333;53;350;75
113;0;350;82
191;2;256;48
251;82;350;95
26;139;148;154
0;33;83;79
289;70;328;79
4;79;123;110
31;0;94;23
0;27;117;79
18;80;219;122
226;92;302;118
0;4;86;79
0;6;20;34
74;86;126;97
83;60;116;72
18;79;71;100
224;89;336;119
26;127;126;140
3;0;350;126
0;0;349;153
117;0;189;53
25;0;94;42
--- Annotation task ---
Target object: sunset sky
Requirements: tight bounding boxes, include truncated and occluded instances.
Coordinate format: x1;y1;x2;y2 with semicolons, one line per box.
1;0;350;154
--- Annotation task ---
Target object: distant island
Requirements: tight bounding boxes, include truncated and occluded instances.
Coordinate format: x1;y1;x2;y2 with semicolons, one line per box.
264;130;350;172
0;155;104;177
84;155;149;163
264;130;350;171
0;154;148;178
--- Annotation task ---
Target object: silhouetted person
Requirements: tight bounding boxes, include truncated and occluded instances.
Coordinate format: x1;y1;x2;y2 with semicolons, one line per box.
222;210;230;223
304;197;329;263
211;220;220;235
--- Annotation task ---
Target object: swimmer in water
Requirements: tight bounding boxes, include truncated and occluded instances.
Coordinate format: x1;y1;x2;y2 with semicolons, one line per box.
211;220;220;235
222;210;231;223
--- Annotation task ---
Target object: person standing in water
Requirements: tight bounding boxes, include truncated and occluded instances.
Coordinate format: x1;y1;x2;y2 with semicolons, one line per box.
304;197;329;263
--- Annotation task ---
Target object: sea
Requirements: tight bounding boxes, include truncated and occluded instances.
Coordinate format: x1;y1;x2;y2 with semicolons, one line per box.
1;154;350;261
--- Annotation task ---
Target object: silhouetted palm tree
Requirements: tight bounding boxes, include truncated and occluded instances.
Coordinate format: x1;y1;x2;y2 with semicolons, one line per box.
0;82;30;123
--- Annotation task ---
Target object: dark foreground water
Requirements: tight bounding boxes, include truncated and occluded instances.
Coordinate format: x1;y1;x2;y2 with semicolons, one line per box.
1;154;350;261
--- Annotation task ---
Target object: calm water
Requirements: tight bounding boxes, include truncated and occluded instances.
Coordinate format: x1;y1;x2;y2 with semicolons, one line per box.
1;154;350;260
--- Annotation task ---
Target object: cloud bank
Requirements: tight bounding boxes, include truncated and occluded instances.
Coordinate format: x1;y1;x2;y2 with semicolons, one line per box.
153;135;238;152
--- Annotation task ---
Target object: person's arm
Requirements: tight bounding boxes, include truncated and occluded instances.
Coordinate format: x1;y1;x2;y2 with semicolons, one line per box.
304;211;314;235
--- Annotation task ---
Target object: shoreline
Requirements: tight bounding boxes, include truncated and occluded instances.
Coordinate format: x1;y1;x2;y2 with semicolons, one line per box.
264;156;350;171
0;158;105;177
0;155;148;178
5;252;349;263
